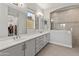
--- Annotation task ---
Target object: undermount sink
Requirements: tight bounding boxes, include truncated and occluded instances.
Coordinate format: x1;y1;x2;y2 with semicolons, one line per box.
39;31;43;33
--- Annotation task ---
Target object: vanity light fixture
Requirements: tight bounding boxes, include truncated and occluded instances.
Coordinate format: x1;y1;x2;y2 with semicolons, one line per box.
36;12;43;16
12;3;25;8
18;3;25;8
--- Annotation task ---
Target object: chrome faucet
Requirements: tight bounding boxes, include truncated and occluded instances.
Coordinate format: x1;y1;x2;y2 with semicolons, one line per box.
13;34;21;40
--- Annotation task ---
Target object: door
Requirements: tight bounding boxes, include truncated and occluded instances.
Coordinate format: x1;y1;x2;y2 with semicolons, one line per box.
25;39;35;56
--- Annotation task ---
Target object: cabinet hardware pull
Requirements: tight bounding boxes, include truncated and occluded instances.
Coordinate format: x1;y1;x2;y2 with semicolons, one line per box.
22;44;25;50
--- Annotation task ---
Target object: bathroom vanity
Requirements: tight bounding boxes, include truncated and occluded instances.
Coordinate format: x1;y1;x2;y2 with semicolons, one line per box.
0;31;50;56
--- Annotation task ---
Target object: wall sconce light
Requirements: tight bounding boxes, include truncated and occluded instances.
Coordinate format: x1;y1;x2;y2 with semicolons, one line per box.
18;3;25;8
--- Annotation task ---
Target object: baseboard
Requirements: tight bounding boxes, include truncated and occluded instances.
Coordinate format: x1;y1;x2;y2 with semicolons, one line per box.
49;41;72;48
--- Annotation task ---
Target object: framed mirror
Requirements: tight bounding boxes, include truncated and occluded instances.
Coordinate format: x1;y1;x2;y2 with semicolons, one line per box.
8;15;18;36
26;11;36;34
8;7;19;36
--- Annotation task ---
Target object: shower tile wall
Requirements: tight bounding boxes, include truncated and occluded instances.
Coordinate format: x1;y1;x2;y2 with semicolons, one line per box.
51;8;79;46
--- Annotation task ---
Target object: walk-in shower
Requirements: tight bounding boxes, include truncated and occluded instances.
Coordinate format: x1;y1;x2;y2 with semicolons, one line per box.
50;5;79;47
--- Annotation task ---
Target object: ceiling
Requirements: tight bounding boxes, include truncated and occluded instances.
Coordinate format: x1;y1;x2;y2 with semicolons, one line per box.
36;3;79;10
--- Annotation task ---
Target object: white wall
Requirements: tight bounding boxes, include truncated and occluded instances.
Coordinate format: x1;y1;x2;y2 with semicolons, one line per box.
0;4;8;37
25;3;44;14
44;3;79;20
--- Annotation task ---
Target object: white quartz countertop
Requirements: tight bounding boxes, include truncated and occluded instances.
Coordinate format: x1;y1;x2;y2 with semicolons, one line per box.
0;31;50;51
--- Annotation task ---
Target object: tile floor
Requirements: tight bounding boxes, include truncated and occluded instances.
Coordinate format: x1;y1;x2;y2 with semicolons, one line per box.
37;43;79;56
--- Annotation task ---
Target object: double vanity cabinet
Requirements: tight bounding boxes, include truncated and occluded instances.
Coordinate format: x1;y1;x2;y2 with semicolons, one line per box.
0;32;50;56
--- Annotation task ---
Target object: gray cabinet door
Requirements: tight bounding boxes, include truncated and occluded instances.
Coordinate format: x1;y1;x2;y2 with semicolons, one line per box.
35;33;50;54
25;39;35;56
35;36;44;54
0;43;24;56
46;33;50;42
43;33;50;43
